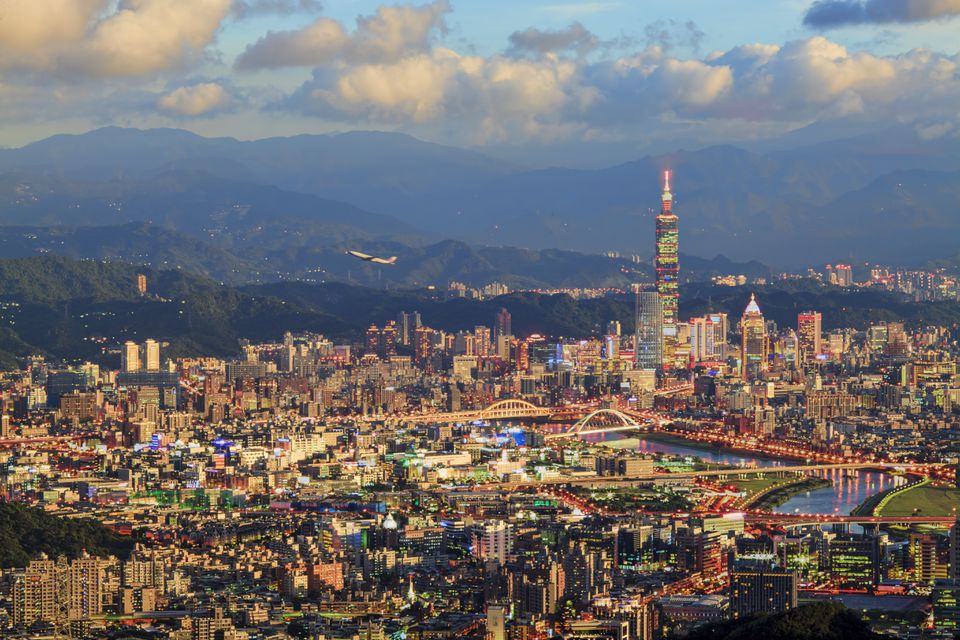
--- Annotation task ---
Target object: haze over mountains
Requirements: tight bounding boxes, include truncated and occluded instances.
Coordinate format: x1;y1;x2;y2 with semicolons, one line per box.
0;125;957;277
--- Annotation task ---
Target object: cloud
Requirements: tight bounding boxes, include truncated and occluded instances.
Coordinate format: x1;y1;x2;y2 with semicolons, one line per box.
508;22;600;57
279;32;960;143
286;49;594;133
643;19;705;55
157;82;235;116
232;0;323;18
235;0;450;69
803;0;960;28
0;0;232;77
542;2;621;17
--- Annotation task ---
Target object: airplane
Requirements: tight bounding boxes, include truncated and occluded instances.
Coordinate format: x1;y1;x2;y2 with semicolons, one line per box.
346;250;398;265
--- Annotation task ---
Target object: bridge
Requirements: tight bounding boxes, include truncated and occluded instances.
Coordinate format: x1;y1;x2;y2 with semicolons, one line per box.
398;399;553;424
449;462;910;492
655;382;694;396
0;434;105;448
743;512;957;528
544;409;645;440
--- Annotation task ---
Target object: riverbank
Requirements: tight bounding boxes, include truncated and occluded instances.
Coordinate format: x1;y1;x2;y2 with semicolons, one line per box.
746;477;834;511
874;480;960;517
606;432;786;463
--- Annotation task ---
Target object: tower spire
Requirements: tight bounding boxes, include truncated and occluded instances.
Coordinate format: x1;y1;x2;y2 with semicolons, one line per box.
661;170;673;211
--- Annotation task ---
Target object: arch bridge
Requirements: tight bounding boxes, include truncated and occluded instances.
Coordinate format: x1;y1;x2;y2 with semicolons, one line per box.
544;408;645;440
401;399;552;424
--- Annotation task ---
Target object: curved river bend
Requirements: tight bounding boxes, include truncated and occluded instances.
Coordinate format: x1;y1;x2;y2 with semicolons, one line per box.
602;434;905;516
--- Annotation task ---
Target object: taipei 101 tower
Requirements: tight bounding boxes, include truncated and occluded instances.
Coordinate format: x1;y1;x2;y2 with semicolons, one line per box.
655;171;679;369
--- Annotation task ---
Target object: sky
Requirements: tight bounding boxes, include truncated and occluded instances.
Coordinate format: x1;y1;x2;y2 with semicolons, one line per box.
0;0;958;161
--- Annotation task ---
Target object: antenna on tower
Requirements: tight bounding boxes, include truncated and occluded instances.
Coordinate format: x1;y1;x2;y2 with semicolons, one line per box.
663;170;671;193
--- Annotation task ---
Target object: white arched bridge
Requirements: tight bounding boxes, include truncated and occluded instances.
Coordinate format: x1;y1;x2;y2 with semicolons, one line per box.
543;409;645;440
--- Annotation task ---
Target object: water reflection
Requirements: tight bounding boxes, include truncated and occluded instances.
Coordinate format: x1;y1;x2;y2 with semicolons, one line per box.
589;433;901;517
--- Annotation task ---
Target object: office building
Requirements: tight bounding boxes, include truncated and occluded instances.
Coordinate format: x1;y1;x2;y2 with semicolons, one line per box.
121;341;141;373
933;581;960;630
144;339;160;371
797;311;822;367
740;294;767;381
729;565;797;619
829;535;881;590
655;171;679;369
494;307;512;339
634;289;663;371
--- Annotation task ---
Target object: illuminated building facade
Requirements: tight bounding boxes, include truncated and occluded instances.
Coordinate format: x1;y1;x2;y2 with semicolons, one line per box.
634;289;663;371
797;311;822;367
655;171;679;369
729;566;797;619
740;294;767;381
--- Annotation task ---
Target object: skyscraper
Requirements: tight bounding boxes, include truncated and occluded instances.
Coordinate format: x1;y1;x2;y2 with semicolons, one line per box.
494;307;512;339
797;311;822;367
121;341;141;373
396;311;422;346
143;339;160;371
634;289;663;371
740;294;768;381
655;171;679;369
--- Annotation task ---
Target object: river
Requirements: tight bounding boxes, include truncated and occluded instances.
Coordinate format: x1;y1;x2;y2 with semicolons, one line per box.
596;433;906;516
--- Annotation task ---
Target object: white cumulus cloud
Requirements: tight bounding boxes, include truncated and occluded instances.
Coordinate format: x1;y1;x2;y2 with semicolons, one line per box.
0;0;232;77
236;0;450;69
158;83;235;116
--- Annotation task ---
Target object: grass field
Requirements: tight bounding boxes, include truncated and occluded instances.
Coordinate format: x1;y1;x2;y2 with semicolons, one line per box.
877;483;960;517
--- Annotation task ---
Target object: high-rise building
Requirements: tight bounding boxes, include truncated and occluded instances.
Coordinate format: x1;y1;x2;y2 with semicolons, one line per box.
12;556;64;627
143;339;160;371
689;314;728;363
797;311;822;367
67;554;105;620
494;307;512;339
396;311;422;346
136;273;147;296
933;581;960;630
486;604;507;640
12;554;106;627
655;171;679;368
740;294;767;381
121;341;141;373
729;565;797;619
471;521;514;564
634;289;662;371
474;326;491;357
829;535;881;590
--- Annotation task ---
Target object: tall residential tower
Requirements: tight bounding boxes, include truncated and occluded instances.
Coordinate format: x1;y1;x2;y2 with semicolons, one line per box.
655;171;679;368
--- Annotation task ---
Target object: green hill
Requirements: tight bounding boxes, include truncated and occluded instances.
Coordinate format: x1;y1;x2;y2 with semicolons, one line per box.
0;255;952;369
0;501;135;567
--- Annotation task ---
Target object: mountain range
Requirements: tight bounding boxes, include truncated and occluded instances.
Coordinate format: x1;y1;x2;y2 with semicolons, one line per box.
0;125;957;272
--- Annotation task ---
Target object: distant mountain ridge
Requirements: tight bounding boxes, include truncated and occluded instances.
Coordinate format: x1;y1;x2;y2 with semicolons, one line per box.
0;223;771;288
0;125;958;267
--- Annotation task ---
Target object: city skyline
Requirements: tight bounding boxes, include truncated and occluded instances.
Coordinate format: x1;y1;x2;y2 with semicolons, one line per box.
1;2;960;638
